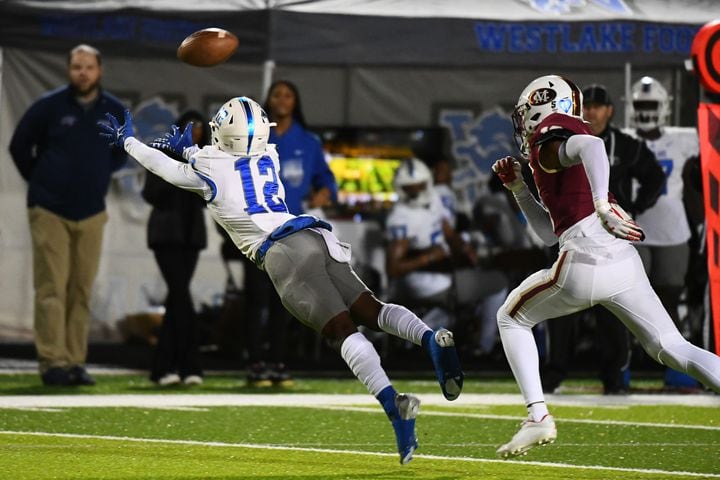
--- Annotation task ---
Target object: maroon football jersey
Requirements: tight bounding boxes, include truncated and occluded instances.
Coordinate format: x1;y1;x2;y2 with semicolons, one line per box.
528;113;598;236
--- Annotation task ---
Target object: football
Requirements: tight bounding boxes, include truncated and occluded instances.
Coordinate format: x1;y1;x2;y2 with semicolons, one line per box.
177;28;239;67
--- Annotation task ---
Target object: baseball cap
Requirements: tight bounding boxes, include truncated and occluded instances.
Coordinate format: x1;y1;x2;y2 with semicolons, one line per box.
582;84;613;105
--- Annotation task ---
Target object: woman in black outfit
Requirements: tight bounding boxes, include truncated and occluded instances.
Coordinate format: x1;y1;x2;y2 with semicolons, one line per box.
142;110;209;385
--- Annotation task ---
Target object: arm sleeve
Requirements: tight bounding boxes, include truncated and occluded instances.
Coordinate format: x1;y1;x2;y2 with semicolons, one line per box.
629;141;664;215
124;137;207;195
385;215;408;242
512;186;558;246
559;134;609;202
9;101;46;181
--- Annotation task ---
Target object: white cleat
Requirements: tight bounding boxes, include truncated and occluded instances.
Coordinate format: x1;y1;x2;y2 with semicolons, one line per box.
496;414;557;458
155;373;181;386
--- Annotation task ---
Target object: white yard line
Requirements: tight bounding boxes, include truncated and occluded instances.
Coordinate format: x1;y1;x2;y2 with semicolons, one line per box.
316;406;720;431
1;430;717;478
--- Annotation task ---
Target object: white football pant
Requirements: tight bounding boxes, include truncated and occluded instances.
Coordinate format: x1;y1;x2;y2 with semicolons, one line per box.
498;240;720;406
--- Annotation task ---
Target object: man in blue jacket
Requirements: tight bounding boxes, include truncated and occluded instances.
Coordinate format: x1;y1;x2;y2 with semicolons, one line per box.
9;44;127;386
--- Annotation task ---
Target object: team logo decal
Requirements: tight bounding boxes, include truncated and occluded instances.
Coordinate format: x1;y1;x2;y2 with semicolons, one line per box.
528;88;556;105
558;97;573;113
215;107;229;126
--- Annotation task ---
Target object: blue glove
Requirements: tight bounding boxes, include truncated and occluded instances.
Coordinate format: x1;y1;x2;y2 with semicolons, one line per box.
98;110;135;148
148;123;194;157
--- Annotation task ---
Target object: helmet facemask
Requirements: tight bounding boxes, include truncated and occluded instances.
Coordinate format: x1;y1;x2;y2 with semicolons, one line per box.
402;183;433;209
393;158;434;208
512;103;531;159
631;77;670;131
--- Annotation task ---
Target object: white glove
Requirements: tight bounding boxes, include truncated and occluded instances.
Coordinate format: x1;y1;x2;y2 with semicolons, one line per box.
594;200;645;242
492;156;526;192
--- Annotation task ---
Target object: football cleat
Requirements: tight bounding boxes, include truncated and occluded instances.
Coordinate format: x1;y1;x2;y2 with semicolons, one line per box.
182;375;203;386
496;414;557;458
392;394;420;465
69;366;96;386
427;328;464;401
247;362;272;388
156;373;181;387
268;362;294;387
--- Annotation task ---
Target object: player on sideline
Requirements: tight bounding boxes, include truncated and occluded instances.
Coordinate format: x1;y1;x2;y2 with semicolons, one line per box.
628;76;702;389
492;75;720;458
98;97;463;464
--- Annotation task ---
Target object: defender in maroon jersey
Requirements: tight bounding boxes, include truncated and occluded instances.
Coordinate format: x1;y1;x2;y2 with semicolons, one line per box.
491;75;720;459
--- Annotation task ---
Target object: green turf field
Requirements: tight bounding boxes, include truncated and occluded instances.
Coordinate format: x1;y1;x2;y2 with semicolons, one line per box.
0;374;718;479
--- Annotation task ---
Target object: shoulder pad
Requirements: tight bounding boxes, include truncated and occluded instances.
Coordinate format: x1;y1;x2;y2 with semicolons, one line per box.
531;113;591;148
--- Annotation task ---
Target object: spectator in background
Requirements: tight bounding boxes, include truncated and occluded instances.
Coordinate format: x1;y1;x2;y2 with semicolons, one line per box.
9;44;127;386
264;80;337;216
431;157;458;227
385;158;508;357
582;85;665;217
225;79;338;387
583;84;665;394
682;155;707;347
142;110;209;386
541;84;665;394
629;77;701;390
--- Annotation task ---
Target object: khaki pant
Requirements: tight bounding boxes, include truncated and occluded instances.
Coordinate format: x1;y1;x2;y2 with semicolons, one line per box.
29;207;107;373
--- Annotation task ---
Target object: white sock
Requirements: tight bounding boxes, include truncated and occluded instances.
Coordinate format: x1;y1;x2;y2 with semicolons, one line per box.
378;303;432;346
340;332;392;397
528;401;549;422
497;310;546;419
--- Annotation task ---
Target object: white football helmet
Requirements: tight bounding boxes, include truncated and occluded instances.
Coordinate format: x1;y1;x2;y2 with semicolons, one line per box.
631;76;670;131
210;96;276;156
512;75;583;158
393;158;434;208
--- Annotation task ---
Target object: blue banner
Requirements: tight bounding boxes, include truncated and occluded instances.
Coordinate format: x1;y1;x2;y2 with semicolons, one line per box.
475;22;699;56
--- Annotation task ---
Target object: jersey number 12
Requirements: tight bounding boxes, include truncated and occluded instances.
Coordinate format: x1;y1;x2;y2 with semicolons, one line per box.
235;156;288;214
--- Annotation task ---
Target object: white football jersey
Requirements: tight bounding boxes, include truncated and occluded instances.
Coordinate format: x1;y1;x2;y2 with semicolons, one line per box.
126;138;295;260
386;191;451;297
624;127;698;246
386;191;449;250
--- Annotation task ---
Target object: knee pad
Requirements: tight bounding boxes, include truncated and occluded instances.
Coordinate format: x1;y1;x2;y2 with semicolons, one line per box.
497;308;517;330
497;305;538;330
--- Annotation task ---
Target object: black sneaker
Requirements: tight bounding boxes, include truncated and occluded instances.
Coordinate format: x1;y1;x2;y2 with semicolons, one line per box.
269;363;294;387
69;366;96;386
247;362;272;388
41;367;72;386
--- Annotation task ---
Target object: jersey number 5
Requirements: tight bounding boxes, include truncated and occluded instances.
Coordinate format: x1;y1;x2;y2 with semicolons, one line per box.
235;156;288;214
